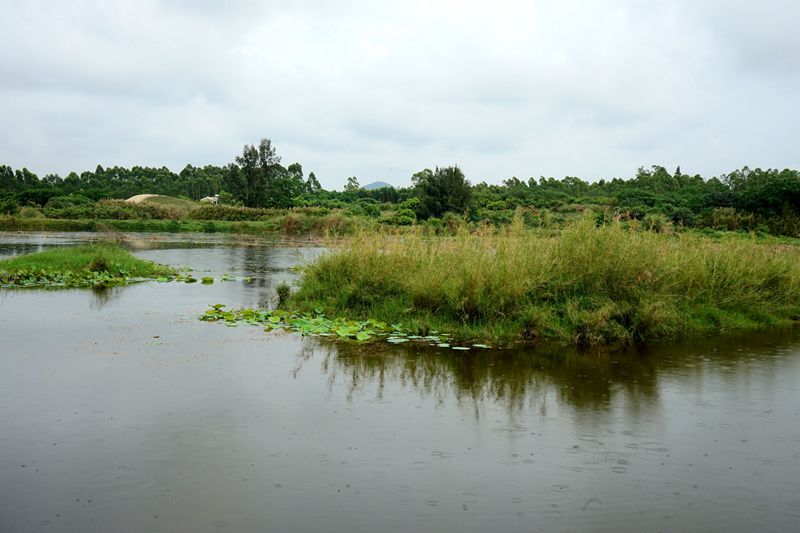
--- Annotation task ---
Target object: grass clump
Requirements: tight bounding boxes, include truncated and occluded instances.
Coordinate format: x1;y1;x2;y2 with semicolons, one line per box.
289;216;800;346
0;242;177;288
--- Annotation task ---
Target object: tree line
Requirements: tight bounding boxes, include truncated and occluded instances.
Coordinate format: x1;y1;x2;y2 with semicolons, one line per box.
1;138;798;235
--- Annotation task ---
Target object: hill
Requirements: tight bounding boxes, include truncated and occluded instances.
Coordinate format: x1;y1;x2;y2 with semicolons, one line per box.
362;181;394;190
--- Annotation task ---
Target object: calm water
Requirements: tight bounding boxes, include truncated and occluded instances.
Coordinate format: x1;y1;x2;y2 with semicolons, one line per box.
1;232;799;532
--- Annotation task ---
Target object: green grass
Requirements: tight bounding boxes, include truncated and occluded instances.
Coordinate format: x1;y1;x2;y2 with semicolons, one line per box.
0;213;363;236
289;217;800;346
0;242;177;288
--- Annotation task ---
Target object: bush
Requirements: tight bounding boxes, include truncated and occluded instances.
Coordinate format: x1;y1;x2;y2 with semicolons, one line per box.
45;194;93;209
711;207;756;232
188;204;275;221
441;212;467;232
643;213;671;233
17;206;45;219
0;195;18;215
383;208;417;226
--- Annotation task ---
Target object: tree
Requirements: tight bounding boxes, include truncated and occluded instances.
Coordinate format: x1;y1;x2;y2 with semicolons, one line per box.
266;166;305;208
287;163;303;182
344;176;360;192
414;165;472;219
305;171;322;193
223;138;283;207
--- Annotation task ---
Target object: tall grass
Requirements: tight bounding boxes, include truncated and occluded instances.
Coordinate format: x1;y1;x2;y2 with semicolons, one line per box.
291;217;800;346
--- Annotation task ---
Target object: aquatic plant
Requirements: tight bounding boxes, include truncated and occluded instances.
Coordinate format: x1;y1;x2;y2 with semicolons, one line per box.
275;282;291;306
199;304;485;350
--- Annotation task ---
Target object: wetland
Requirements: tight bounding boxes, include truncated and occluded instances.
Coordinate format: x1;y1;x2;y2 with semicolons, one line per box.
1;232;798;532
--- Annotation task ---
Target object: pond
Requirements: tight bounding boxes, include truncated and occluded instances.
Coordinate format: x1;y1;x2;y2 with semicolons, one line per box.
1;232;799;532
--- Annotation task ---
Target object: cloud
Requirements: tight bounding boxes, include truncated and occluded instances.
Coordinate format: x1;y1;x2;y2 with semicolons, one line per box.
0;0;797;189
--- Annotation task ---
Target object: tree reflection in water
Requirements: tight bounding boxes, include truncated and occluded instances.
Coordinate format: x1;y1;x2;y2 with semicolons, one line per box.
291;329;800;420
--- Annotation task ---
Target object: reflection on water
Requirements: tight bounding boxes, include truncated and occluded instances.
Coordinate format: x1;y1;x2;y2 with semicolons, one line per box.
89;286;124;310
311;330;800;415
301;330;800;435
1;233;799;532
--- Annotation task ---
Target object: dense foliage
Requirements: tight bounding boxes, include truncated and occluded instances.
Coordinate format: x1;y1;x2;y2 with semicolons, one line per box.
1;138;798;236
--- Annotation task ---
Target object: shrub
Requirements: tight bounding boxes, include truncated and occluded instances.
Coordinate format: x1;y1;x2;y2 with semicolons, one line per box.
711;207;756;232
45;194;94;209
17;206;45;219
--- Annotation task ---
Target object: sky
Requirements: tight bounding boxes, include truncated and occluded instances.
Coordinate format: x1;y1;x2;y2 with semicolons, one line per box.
1;0;798;189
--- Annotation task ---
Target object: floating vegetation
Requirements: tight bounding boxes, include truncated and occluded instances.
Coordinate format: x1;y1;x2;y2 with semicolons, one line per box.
199;304;482;350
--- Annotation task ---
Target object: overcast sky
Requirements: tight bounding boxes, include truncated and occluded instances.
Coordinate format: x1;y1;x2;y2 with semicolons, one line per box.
1;0;798;189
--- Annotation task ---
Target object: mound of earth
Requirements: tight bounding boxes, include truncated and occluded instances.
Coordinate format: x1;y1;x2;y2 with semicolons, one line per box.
125;194;162;204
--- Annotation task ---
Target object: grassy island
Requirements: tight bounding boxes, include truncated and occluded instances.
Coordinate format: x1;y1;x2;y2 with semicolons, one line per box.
287;218;800;346
0;243;177;288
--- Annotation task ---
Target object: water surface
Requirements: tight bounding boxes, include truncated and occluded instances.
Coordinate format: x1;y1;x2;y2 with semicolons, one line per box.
1;232;798;532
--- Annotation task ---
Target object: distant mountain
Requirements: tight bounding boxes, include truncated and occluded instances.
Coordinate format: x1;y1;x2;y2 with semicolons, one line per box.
362;181;394;190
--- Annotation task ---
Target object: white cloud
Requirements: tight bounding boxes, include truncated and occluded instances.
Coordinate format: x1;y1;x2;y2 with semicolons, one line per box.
0;0;797;189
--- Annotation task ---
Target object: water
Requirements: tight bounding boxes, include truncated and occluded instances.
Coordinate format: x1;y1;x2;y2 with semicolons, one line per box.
1;232;799;532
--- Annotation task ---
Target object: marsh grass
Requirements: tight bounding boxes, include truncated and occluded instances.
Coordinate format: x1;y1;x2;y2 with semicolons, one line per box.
291;216;800;346
0;242;177;288
0;212;364;236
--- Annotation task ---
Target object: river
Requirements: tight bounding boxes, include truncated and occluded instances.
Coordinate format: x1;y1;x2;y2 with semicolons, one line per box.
1;232;799;532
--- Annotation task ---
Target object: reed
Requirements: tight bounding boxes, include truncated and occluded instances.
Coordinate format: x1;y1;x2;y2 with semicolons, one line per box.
291;216;800;346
